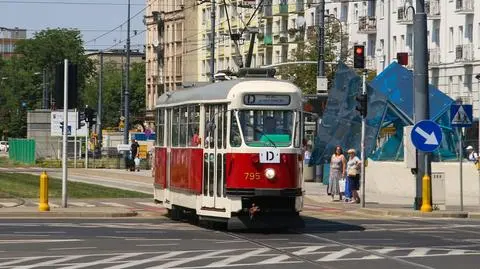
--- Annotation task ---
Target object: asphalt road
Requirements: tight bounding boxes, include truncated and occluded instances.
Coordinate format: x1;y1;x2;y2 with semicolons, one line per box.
1;217;480;268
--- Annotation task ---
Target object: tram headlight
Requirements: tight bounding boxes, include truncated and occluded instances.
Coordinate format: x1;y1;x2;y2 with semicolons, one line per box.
264;168;276;180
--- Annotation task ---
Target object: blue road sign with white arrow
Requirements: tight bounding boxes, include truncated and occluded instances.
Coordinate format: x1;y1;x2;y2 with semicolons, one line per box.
450;104;473;128
411;120;443;152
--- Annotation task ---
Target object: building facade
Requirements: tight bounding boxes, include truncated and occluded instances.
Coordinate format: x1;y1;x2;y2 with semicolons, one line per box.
321;0;480;117
0;27;26;59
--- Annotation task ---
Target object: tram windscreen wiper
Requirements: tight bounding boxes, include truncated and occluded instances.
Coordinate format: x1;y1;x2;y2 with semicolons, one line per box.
246;124;277;148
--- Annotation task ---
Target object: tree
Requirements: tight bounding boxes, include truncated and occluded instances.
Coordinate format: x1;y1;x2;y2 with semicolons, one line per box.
0;29;95;138
83;60;145;130
278;21;376;94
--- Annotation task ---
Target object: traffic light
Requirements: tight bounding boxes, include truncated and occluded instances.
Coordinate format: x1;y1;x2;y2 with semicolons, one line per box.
78;111;86;130
353;45;365;69
54;62;78;109
84;107;97;126
355;93;368;118
397;52;409;66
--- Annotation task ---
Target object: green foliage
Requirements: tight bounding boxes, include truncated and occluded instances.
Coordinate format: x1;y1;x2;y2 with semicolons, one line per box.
0;172;152;198
83;61;145;129
0;29;95;138
278;22;376;94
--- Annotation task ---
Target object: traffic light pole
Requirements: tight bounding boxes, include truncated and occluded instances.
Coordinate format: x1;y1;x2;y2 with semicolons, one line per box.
62;59;68;208
361;70;367;208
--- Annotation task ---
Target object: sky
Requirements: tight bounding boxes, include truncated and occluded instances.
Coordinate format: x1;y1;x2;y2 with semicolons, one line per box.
0;0;147;52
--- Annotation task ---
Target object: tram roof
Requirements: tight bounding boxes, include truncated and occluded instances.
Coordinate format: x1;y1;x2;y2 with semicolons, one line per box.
156;78;297;107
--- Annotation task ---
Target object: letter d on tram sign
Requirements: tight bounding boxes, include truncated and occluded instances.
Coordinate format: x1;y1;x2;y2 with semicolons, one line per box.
260;148;280;163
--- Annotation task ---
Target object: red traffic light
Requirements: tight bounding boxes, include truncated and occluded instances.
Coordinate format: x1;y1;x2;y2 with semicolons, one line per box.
355;47;364;55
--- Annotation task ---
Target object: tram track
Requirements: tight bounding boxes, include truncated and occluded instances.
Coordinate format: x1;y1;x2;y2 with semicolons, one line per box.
222;228;436;269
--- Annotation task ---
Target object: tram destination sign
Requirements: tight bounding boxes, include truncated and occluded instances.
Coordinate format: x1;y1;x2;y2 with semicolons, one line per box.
243;94;291;106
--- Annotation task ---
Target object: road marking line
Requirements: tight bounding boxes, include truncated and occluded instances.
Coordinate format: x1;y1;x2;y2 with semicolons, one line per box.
317;248;356;261
362;248;397;260
125;238;182;241
0;239;81;244
146;249;234;269
0;257;44;266
292;246;327;255
103;251;187;269
15;255;85;269
14;231;66;234
407;248;430;257
59;253;145;269
69;202;96;207
117;231;165;234
136;244;179;247
49;247;97;251
0;202;18;207
135;202;159;207
99;202;130;207
204;248;269;267
447;249;468;255
256;254;291;264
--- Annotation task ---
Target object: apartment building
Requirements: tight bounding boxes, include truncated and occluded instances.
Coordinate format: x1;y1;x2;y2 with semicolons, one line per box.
0;27;26;59
145;0;199;126
196;0;307;81
319;0;480;117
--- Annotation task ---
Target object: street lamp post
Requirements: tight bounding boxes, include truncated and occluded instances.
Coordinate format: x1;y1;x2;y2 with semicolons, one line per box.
476;74;480;154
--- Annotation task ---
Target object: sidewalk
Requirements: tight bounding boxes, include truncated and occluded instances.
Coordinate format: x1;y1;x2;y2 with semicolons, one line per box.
2;167;480;219
304;182;480;219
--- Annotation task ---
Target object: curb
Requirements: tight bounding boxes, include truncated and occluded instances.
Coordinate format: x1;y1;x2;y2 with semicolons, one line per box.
358;208;469;218
0;208;138;218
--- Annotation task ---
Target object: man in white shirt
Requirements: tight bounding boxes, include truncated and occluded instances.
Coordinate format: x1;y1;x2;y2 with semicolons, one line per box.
466;145;479;163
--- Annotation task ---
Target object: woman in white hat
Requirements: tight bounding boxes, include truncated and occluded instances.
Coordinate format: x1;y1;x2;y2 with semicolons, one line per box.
346;148;361;204
466;145;479;163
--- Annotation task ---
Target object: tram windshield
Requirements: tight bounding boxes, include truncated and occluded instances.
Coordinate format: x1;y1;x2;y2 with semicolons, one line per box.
236;110;294;147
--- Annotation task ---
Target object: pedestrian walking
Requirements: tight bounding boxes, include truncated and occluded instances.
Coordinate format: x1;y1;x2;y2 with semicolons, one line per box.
129;139;140;172
346;148;361;204
327;146;346;201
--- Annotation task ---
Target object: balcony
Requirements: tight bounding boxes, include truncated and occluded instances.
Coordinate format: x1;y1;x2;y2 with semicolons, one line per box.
290;0;304;14
455;44;474;63
263;5;273;17
273;4;289;16
397;7;413;24
307;26;316;39
426;0;441;19
428;48;441;66
358;16;377;34
455;0;474;14
263;34;273;46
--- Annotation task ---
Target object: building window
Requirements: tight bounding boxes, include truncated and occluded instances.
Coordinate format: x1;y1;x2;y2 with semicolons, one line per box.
380;0;385;17
449;27;454;51
458;26;464;45
407;33;413;51
467;24;473;43
354;4;358;21
393;36;397;55
448;76;453;96
401;35;405;51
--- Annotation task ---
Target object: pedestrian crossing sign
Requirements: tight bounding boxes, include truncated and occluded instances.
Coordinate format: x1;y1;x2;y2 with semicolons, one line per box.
450;104;473;127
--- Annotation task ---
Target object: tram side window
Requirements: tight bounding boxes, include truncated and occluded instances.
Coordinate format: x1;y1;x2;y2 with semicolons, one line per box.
188;105;200;147
179;106;187;147
230;111;241;147
156;109;165;147
172;108;180;146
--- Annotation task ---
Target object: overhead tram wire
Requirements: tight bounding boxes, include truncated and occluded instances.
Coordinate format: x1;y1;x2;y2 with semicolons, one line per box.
0;0;144;5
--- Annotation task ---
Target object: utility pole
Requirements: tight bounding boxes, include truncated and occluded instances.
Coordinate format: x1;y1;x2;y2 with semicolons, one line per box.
97;51;104;152
413;0;430;210
124;0;131;144
42;68;47;109
210;0;216;82
316;0;325;80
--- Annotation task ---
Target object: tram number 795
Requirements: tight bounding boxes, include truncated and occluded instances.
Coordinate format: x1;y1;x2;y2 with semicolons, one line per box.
244;172;261;180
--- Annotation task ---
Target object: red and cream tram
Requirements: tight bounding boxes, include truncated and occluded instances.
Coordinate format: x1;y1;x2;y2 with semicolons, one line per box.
153;72;305;229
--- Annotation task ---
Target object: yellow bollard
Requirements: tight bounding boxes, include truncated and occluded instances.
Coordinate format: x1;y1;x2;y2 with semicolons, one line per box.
420;173;433;212
38;171;50;212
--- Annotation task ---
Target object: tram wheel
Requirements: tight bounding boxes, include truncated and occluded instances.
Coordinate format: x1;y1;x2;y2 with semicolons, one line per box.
169;205;183;221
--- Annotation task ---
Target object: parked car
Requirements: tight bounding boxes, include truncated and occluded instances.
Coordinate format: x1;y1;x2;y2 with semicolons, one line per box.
0;141;8;152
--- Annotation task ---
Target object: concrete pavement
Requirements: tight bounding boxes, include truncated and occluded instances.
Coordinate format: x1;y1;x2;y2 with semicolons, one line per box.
2;167;480;219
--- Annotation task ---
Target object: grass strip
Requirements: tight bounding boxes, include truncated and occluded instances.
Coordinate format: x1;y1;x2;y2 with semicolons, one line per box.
0;172;152;199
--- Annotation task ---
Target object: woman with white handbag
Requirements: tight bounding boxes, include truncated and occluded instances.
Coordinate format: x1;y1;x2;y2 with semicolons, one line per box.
346;149;362;204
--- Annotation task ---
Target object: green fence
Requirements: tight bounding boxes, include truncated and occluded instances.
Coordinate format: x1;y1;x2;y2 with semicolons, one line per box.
8;138;35;165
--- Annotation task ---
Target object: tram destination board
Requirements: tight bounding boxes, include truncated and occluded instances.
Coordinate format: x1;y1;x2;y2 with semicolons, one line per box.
243;94;291;106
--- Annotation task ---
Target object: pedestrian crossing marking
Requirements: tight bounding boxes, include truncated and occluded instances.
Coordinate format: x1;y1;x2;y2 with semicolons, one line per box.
1;245;480;268
99;202;130;208
452;105;472;125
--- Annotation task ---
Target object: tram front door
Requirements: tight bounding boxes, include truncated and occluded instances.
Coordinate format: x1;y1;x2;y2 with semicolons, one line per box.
201;104;227;210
